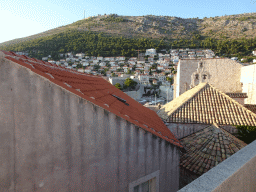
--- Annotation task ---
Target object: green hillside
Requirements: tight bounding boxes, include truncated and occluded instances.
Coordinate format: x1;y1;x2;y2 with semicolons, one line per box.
1;13;256;60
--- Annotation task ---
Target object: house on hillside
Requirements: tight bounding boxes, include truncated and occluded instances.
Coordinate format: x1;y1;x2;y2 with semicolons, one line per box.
157;82;256;140
145;48;157;56
0;50;183;192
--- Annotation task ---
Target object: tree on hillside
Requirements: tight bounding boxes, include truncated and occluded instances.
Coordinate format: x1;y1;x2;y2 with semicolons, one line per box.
114;83;122;90
124;78;137;90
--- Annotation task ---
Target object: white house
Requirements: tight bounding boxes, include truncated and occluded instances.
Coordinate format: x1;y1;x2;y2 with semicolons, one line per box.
99;62;106;66
82;62;89;67
138;74;150;84
137;60;145;64
97;56;103;61
110;61;117;66
48;60;56;64
145;48;157;56
77;68;85;73
157;66;164;70
60;59;66;63
158;75;166;82
72;64;77;68
42;57;48;61
252;50;256;56
76;53;85;57
253;59;256;63
93;59;99;64
231;57;238;61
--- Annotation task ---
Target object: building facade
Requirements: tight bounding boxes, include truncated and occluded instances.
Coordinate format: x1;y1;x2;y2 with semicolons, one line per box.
173;59;243;99
0;51;182;192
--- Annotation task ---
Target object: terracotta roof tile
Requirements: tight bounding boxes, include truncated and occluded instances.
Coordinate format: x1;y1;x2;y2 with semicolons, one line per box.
244;104;256;114
158;83;256;126
1;50;182;148
180;123;247;176
226;92;248;98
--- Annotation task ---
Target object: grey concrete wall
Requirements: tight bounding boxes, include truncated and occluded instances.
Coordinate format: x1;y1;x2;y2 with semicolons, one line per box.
166;123;208;139
166;123;238;139
124;85;144;101
178;140;256;192
159;86;173;102
0;58;180;192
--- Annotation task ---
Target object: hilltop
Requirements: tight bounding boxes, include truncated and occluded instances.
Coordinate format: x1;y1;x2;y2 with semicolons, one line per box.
1;12;256;47
1;13;256;61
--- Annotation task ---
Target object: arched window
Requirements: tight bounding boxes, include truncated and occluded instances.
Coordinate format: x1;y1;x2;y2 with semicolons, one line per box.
203;74;207;79
195;74;199;80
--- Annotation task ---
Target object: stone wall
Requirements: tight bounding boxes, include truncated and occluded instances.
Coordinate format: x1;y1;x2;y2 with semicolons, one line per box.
174;58;243;99
124;85;144;101
0;57;180;192
241;64;256;104
159;85;173;102
166;123;237;140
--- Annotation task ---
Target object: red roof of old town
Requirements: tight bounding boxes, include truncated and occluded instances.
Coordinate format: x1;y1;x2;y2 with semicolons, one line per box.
1;50;182;148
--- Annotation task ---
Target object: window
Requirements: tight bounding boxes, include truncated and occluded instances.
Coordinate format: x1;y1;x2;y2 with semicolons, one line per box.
129;170;159;192
195;74;199;80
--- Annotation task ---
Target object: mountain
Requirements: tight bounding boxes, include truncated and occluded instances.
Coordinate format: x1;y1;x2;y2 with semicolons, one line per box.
1;12;256;47
1;13;256;59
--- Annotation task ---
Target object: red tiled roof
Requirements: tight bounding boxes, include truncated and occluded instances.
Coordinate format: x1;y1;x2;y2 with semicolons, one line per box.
226;92;248;98
158;83;256;126
244;104;256;114
180;123;247;175
1;50;182;148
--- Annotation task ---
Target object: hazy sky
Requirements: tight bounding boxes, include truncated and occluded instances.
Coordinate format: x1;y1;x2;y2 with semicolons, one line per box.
0;0;255;43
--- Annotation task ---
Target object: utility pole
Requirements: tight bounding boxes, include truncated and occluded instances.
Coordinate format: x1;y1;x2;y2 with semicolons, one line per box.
136;50;141;59
167;88;168;103
155;93;156;106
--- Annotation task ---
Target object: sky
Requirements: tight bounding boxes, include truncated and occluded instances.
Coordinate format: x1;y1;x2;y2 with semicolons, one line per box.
0;0;256;44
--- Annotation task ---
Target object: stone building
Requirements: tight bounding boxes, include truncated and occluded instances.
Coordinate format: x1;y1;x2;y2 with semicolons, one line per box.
0;51;183;192
173;58;244;99
157;83;256;140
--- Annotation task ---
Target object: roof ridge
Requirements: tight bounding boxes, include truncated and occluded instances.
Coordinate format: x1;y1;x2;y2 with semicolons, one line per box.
158;82;208;119
208;84;256;119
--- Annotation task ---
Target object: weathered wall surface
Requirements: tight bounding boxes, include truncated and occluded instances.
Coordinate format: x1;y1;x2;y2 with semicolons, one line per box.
166;123;208;139
241;64;256;104
0;58;180;192
173;59;243;99
159;86;173;102
166;123;237;139
124;85;144;101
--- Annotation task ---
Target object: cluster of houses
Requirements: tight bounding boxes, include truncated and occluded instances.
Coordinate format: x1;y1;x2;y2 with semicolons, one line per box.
26;48;215;90
1;49;256;191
